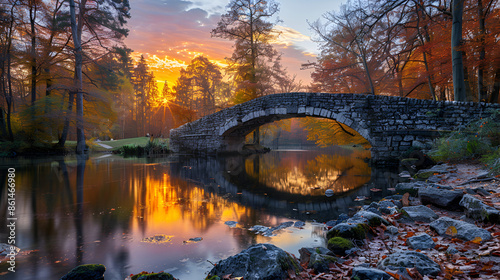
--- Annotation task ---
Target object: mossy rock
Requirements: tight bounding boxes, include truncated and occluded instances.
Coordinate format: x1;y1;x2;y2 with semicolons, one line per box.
326;223;367;241
60;264;105;280
327;237;354;256
132;272;177;280
205;276;221;280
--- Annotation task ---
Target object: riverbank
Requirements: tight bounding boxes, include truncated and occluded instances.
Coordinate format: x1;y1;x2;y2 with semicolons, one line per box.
203;161;500;279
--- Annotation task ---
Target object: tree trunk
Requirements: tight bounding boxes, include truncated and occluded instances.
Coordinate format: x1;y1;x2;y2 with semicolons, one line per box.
69;0;86;154
30;2;37;109
58;92;74;147
451;0;467;101
477;0;486;102
491;67;500;103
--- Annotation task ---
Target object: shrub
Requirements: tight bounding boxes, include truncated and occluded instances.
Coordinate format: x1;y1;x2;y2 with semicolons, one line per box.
430;109;500;170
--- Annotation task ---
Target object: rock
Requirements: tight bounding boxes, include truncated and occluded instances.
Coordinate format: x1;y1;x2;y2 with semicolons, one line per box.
395;182;426;196
325;189;334;197
446;246;459;255
224;221;238;228
377;251;441;276
430;217;492;242
398;171;412;178
406;234;436;250
249;222;295;236
0;243;20;258
60;264;106;280
419;187;463;210
188;237;203;242
326;223;368;241
382;196;403;209
401;205;439;222
294;221;306;228
350;211;388;226
298;247;332;264
414;164;456;180
129;272;177;280
308;252;337;273
207;244;301;280
386;226;399;235
459;194;500;223
327;237;354;256
351;266;391;280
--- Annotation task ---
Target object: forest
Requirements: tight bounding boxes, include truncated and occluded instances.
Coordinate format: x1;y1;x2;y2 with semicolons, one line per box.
0;0;499;153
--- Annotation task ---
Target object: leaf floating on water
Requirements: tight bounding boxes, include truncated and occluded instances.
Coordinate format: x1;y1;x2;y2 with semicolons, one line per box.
141;234;173;244
354;196;369;201
184;237;203;244
370;188;382;192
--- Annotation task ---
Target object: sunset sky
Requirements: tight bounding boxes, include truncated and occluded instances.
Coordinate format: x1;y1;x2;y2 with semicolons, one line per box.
124;0;344;90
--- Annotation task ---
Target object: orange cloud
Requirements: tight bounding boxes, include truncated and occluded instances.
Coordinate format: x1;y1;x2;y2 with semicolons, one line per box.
125;0;315;90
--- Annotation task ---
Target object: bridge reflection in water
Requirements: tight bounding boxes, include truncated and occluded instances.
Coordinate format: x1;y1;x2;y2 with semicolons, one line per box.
2;148;405;280
170;147;397;221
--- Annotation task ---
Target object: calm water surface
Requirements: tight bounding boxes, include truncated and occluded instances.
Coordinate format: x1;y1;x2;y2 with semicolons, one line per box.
0;147;399;279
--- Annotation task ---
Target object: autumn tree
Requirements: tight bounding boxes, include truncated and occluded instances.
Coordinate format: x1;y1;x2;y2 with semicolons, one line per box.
309;1;386;95
212;0;280;143
62;0;130;152
172;56;225;124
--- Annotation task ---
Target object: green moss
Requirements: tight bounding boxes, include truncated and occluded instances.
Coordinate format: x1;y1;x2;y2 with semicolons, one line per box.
204;276;221;280
328;237;354;250
61;264;106;280
278;253;301;275
131;272;176;280
326;223;367;240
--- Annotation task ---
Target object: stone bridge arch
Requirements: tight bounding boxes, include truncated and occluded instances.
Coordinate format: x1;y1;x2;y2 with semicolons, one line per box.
170;93;499;164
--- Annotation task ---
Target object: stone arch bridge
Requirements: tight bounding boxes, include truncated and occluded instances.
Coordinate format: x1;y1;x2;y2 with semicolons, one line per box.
169;93;499;164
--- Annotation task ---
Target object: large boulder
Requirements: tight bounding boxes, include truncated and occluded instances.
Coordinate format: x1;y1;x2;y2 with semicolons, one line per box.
406;234;436;250
430;217;492;242
207;244;301;280
459;194;500;223
377;251;441;276
60;264;106;280
351;266;391;280
326;223;368;242
419;187;463;210
401;205;439;223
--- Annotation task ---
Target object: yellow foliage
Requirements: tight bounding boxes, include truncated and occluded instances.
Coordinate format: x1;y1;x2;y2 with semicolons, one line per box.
299;117;370;147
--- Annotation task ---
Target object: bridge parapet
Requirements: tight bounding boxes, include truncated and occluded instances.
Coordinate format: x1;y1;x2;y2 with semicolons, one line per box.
170;93;500;164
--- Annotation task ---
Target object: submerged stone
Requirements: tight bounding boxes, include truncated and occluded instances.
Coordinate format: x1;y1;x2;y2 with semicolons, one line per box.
60;264;106;280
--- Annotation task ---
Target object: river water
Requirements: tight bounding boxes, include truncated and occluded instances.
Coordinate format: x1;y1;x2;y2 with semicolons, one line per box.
0;147;401;279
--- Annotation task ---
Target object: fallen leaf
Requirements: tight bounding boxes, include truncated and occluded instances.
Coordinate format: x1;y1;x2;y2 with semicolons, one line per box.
470;236;482;244
402;193;410;207
446;226;458;237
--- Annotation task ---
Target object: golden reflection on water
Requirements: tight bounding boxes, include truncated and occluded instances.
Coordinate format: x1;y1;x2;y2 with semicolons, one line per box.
2;150;374;280
244;148;371;196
